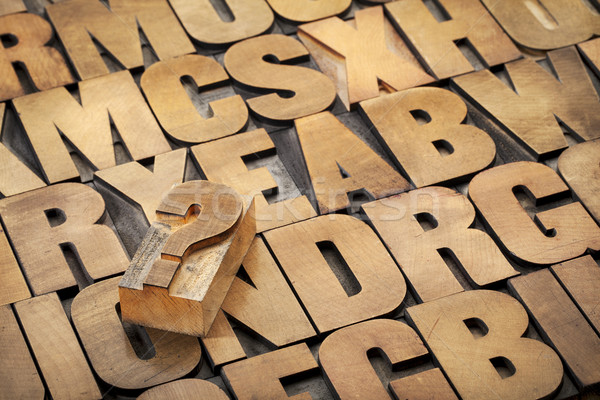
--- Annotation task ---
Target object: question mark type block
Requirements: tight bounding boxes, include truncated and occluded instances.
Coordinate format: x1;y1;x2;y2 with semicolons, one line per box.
118;180;256;337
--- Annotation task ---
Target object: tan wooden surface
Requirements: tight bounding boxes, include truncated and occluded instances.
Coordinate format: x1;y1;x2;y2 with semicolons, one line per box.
0;225;30;306
469;161;600;265
0;12;74;101
390;368;458;400
170;0;274;45
360;87;496;187
386;0;520;79
15;293;101;400
453;47;600;159
407;290;564;400
0;304;45;400
191;129;316;232
298;6;434;110
319;319;428;399
264;214;406;333
267;0;351;23
95;149;187;224
222;343;318;400
0;0;25;16
364;187;517;303
295;111;410;214
0;183;129;295
509;268;600;389
71;276;201;390
141;55;248;144
558;140;600;223
138;379;230;400
224;34;336;122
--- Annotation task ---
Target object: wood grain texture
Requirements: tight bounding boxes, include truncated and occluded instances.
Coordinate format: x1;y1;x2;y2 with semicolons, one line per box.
578;37;600;77
119;181;256;337
0;103;46;197
222;343;318;400
360;87;496;187
453;46;600;159
203;237;316;367
0;12;74;102
363;187;517;303
224;34;336;122
141;55;248;145
509;269;600;389
170;0;274;45
47;0;194;80
481;0;600;50
469;161;600;266
267;0;351;23
0;0;25;16
390;368;458;400
298;6;434;110
319;319;428;399
295;112;410;214
14;293;101;400
13;70;170;184
71;276;201;390
0;183;129;295
558;140;600;223
386;0;520;79
191;128;316;233
407;290;563;400
138;379;230;400
95;149;187;225
0;223;30;306
264;214;406;334
0;304;45;399
551;255;600;334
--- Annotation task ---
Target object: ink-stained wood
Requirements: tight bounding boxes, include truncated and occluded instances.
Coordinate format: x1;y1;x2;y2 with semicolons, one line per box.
298;6;434;110
386;0;520;79
264;214;406;334
267;0;351;23
191;128;316;233
71;276;201;390
0;225;30;306
481;0;600;50
13;70;170;184
558;140;600;223
407;290;564;400
0;183;129;295
224;34;336;122
0;103;46;196
318;319;428;399
0;12;74;102
468;161;600;266
551;256;600;334
295;112;410;214
0;305;45;399
95;149;187;224
221;343;318;400
47;0;194;80
170;0;274;45
141;55;248;145
138;379;230;400
14;293;101;400
363;187;517;303
0;0;25;16
119;181;256;337
389;368;458;400
203;237;316;367
452;46;600;159
359;87;496;187
509;269;600;389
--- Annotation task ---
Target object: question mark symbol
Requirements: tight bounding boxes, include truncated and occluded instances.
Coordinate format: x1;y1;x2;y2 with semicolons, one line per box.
143;180;243;288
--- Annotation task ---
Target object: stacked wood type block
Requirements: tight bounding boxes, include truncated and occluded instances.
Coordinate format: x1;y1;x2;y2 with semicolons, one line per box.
1;0;600;398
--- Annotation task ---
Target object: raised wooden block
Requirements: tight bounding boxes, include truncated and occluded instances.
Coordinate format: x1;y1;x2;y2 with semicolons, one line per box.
119;180;256;337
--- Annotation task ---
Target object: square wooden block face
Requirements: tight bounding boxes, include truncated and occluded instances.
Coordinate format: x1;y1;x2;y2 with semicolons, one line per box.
118;181;256;337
